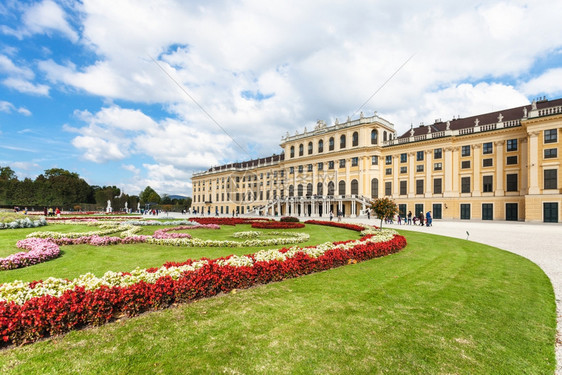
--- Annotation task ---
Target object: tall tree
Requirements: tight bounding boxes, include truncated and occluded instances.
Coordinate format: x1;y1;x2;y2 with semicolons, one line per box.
140;186;160;204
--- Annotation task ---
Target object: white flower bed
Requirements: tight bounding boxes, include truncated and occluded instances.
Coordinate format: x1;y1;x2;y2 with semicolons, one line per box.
0;229;397;305
0;217;47;230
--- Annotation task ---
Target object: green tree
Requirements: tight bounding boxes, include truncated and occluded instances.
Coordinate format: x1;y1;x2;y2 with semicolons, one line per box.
140;186;160;204
370;197;399;230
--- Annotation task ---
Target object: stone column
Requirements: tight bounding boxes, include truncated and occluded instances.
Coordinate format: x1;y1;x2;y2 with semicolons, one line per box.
472;144;481;196
451;146;459;195
425;149;432;197
408;152;416;197
495;140;504;196
527;131;540;194
393;155;399;198
520;137;528;194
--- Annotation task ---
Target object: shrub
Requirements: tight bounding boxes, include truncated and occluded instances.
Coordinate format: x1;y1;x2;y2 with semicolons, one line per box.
280;216;300;223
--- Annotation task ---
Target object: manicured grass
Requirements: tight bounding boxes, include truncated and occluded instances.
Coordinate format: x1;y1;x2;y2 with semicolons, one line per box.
0;224;357;284
0;227;556;374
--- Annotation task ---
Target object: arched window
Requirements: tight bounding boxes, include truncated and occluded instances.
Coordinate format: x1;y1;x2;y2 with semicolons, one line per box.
289;185;294;197
329;137;335;151
328;181;335;195
290;146;295;158
383;131;387;142
371;129;378;145
299;144;304;156
318;139;324;153
306;183;313;197
317;182;323;196
297;184;304;197
352;132;359;147
351;179;359;195
340;135;346;149
338;180;346;196
371;178;379;198
308;142;313;155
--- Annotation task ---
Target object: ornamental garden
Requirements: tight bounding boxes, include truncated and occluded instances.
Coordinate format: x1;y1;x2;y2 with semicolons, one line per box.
0;211;556;374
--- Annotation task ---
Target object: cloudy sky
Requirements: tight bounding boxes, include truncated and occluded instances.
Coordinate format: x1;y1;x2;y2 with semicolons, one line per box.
1;0;561;196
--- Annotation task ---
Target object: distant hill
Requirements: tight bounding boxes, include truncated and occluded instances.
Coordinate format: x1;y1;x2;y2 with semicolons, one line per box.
167;195;188;200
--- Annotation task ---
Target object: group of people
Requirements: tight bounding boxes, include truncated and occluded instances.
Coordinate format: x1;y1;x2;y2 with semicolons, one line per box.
383;210;433;227
42;207;61;217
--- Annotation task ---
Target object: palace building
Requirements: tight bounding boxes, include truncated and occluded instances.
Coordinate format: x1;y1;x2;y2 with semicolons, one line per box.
191;97;562;222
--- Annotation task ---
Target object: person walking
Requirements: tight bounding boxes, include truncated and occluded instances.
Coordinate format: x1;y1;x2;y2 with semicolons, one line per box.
426;211;432;227
329;210;334;221
418;212;424;226
407;211;412;225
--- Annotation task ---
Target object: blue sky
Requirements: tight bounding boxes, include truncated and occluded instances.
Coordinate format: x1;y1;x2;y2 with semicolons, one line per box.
1;0;561;196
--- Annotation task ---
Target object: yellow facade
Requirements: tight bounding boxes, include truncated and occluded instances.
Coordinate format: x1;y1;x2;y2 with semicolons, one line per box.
192;99;562;222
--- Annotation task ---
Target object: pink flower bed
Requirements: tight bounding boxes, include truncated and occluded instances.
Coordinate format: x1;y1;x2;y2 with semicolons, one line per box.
152;224;219;239
0;238;60;270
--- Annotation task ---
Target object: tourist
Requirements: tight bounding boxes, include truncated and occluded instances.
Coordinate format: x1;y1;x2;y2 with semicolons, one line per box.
407;211;412;225
367;210;371;220
329;210;333;221
426;211;432;227
397;215;402;225
418;212;424;226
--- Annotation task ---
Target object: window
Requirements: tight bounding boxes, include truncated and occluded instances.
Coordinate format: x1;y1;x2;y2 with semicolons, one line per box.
340;135;346;149
461;160;471;169
385;181;392;196
544;169;557;189
339;159;346;168
327;181;335;195
328;161;334;169
461;145;471;157
544;202;559;223
506;156;518;165
483;158;493;167
434;148;442;159
461;177;470;193
507;139;518;151
483;142;493;154
308;142;313;155
371;130;378;145
317;182;323;195
385;168;392;175
383;131;387;142
434;162;442;171
351;157;359;166
371;155;378;165
416;151;424;161
318;140;324;153
289;167;294;174
298;165;303;173
371;178;379;198
299;144;304;156
385;155;392;165
416;179;424;194
544;129;558;144
460;204;471;219
338;180;346;195
307;164;313;172
416;165;424;172
434;178;442;194
352;132;359;147
329;137;335;151
399;181;407;195
318;162;324;171
400;153;407;163
544;148;558;159
351;179;358;195
290;146;295;158
482;204;493;220
400;166;407;174
506;174;518;192
483;175;493;192
297;184;303;197
307;183;313;197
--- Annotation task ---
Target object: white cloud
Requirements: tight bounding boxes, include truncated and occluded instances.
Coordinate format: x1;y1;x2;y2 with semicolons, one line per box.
519;68;562;97
2;77;49;96
0;54;34;79
0;100;32;116
18;0;79;42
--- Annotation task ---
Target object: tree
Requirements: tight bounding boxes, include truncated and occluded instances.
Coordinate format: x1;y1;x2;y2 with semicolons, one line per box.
370;197;398;230
140;186;160;204
0;166;17;181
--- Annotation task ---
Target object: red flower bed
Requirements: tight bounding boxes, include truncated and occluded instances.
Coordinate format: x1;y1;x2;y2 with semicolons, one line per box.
304;220;371;232
0;233;406;346
189;217;270;226
46;216;142;221
251;221;305;229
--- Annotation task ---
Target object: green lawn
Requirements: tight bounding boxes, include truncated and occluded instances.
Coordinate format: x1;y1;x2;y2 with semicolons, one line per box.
0;225;556;374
